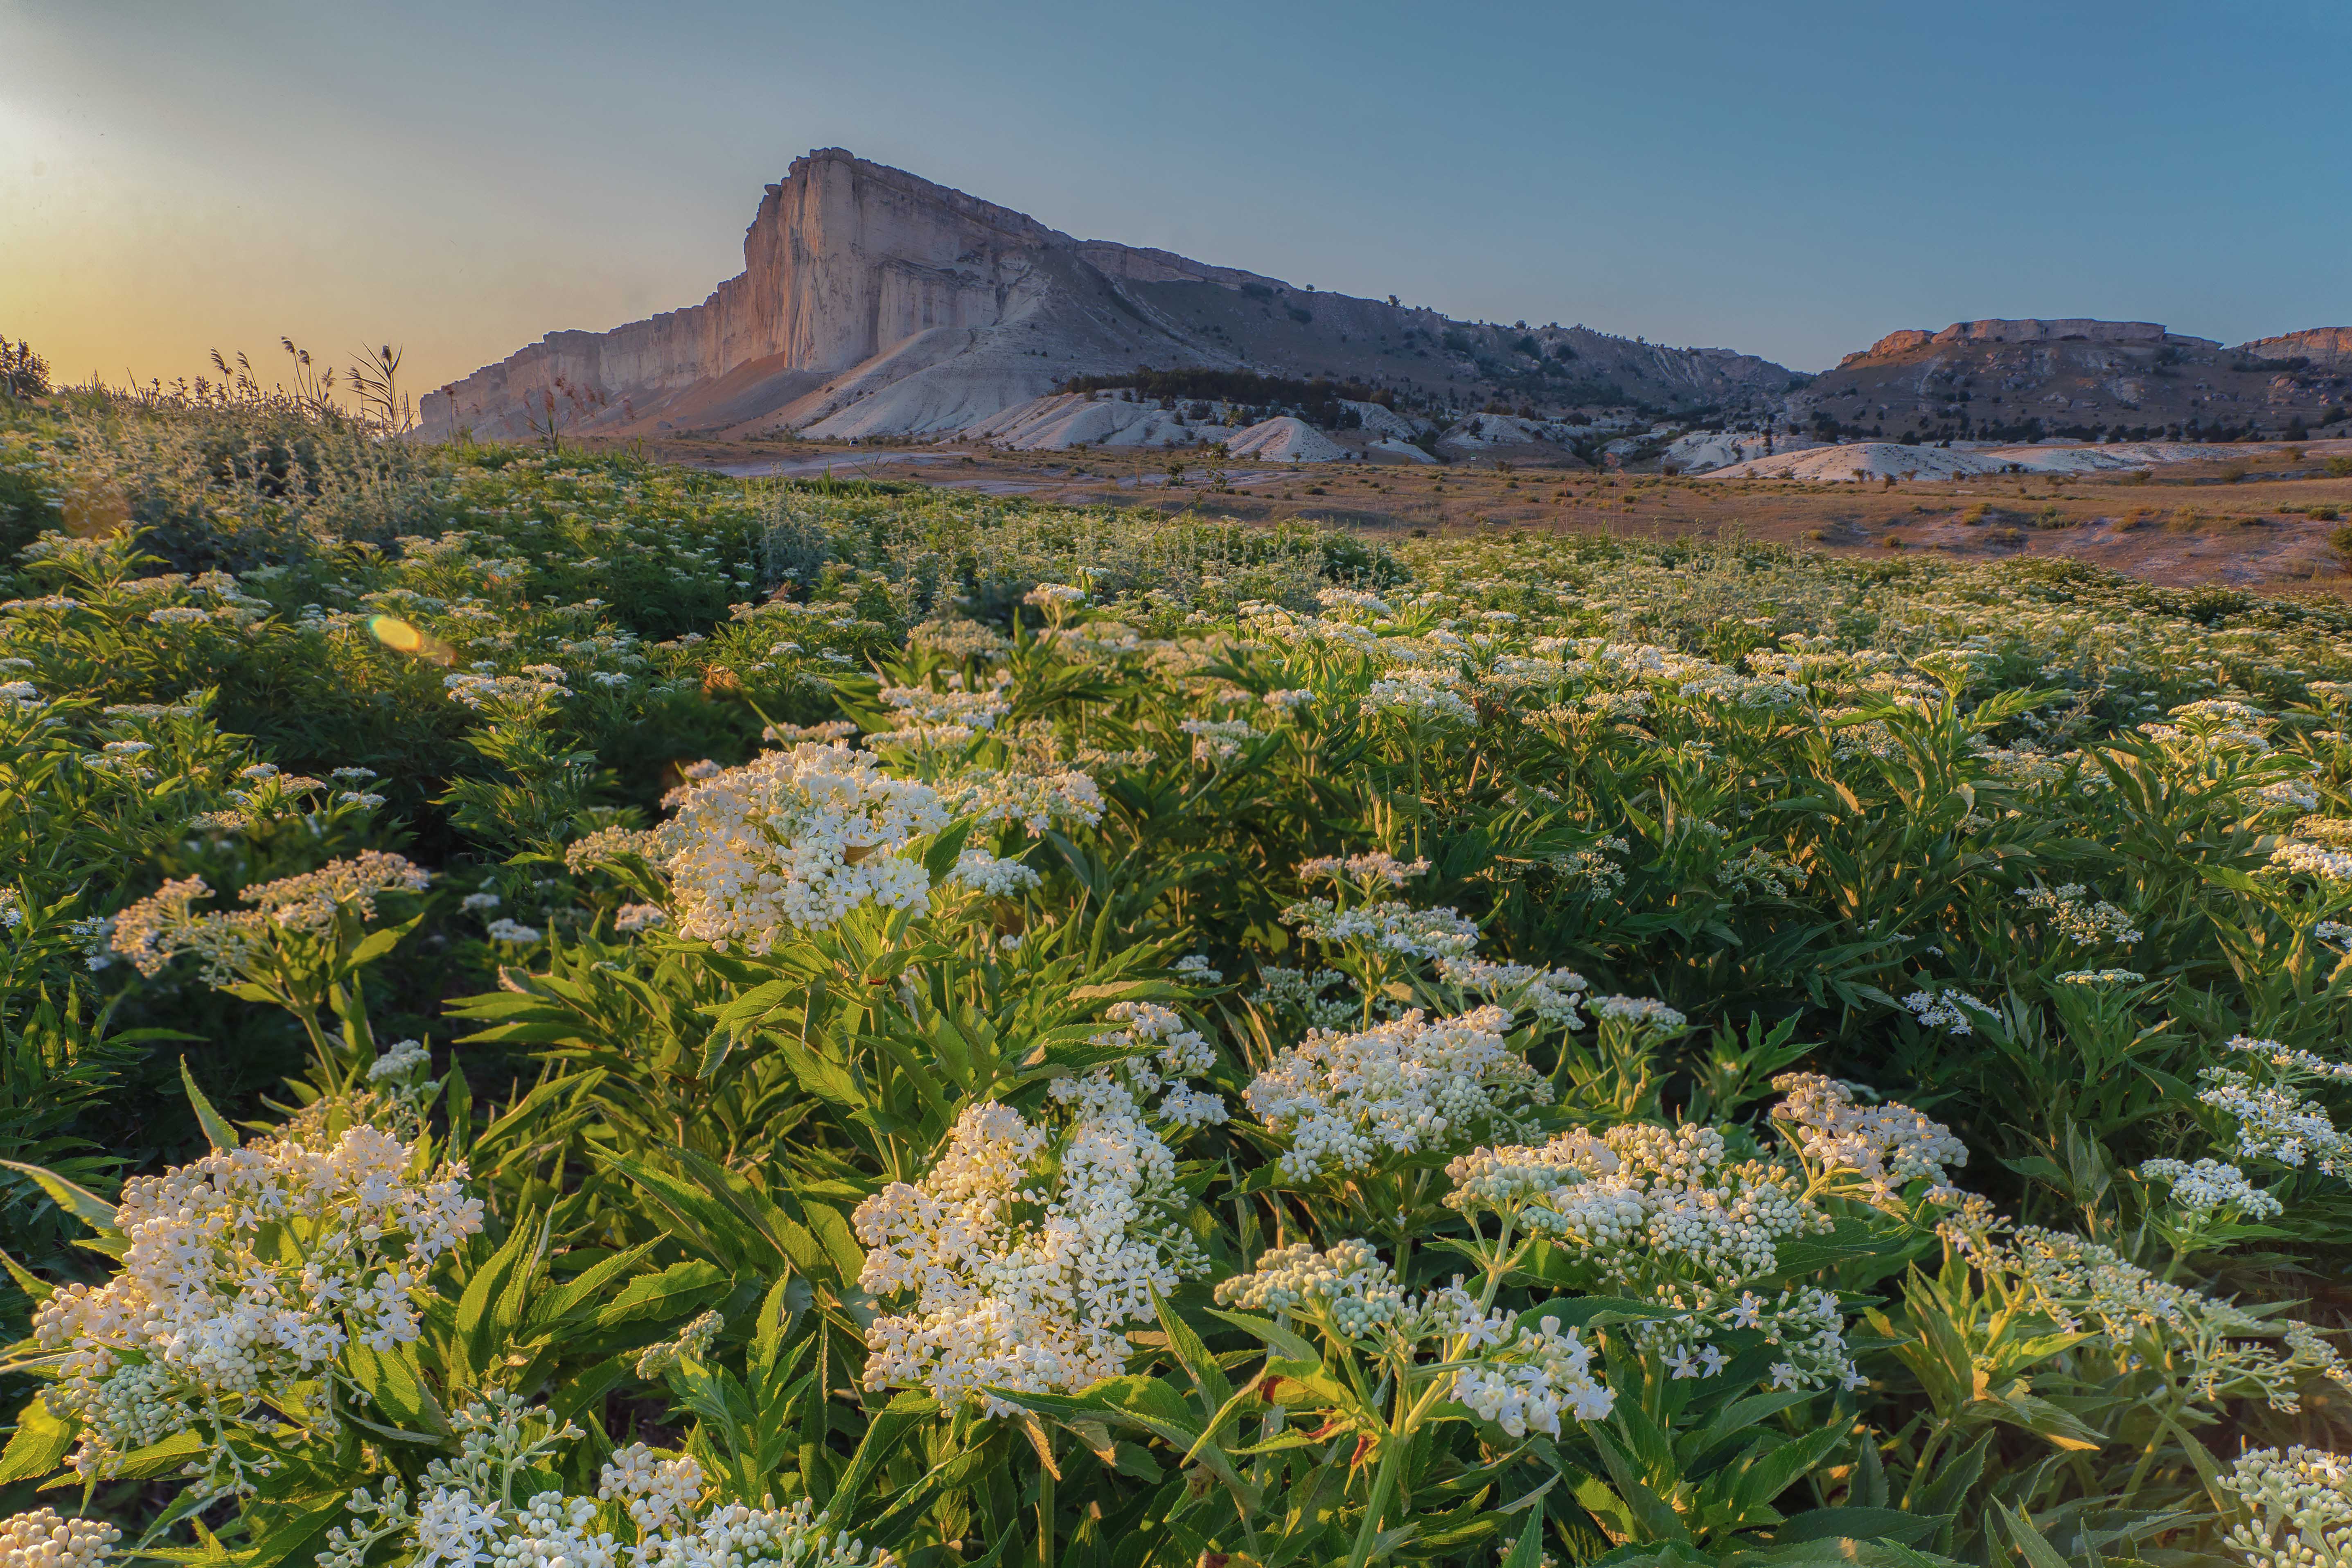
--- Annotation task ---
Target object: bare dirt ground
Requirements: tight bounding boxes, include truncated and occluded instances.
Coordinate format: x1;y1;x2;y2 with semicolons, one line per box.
612;434;2352;598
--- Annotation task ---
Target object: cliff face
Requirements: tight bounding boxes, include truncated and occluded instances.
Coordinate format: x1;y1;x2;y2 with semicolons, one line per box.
423;149;1091;437
423;148;1796;441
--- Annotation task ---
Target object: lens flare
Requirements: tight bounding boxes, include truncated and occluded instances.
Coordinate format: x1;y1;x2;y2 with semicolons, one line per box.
367;615;453;664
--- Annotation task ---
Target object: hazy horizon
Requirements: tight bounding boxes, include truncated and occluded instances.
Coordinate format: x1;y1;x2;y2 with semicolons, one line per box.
8;0;2348;399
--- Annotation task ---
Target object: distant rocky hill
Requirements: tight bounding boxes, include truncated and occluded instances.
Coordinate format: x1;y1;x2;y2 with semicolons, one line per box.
1793;318;2351;444
420;149;1797;442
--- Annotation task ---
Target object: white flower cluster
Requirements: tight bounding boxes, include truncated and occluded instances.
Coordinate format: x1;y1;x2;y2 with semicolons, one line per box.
1245;1006;1546;1180
32;1124;483;1489
2198;1069;2350;1175
1903;988;1994;1035
1770;1073;1969;1198
2273;839;2352;884
1436;956;1588;1027
1297;851;1428;888
2218;1446;2352;1568
2141;1157;2282;1219
852;1061;1210;1414
652;744;948;950
2017;883;2142;947
873;680;1010;747
108;853;433;980
1944;1217;2352;1411
1449;1315;1616;1435
320;1394;892;1568
930;765;1104;834
1179;716;1263;762
1363;666;1477;725
0;1510;118;1568
947;848;1042;897
1281;897;1480;961
1445;1124;1854;1390
2057;968;2145;986
1587;995;1687;1031
1213;1241;1614;1432
369;1037;431;1081
1087;1001;1227;1130
2226;1035;2352;1082
444;669;566;709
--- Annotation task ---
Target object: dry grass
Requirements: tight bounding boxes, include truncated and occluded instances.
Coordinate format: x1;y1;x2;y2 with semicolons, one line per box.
595;431;2352;597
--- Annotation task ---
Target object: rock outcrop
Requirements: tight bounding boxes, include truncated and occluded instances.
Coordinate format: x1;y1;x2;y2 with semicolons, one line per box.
1806;317;2347;442
422;148;1796;442
2232;328;2352;368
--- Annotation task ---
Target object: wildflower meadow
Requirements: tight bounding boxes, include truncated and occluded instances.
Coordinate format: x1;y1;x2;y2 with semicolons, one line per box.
5;380;2352;1568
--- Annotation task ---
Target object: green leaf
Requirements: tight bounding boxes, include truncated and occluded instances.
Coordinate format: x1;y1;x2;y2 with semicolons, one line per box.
456;1213;548;1381
595;1259;731;1327
0;1160;116;1236
1772;1507;1946;1547
1500;1505;1547;1568
827;1390;936;1522
346;1338;447;1435
178;1057;239;1151
1205;1307;1321;1364
1994;1503;2075;1568
0;1399;76;1485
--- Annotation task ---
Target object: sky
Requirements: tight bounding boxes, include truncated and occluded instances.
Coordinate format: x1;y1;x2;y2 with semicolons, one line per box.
6;0;2348;393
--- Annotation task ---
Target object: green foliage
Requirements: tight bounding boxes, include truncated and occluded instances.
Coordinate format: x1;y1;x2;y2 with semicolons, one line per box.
5;391;2352;1566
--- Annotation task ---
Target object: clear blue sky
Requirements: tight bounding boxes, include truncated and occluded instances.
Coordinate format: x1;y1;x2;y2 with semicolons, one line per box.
7;0;2346;391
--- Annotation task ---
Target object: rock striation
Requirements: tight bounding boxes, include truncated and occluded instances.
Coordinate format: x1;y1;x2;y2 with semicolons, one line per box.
422;148;1796;442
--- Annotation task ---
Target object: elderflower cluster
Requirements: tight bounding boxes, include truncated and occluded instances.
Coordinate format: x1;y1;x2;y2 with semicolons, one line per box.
1091;1001;1227;1130
2271;839;2352;884
2017;883;2142;947
0;1510;119;1568
852;1069;1209;1415
1587;995;1686;1031
2197;1069;2350;1175
32;1125;483;1491
1245;1006;1546;1179
1942;1216;2352;1411
2141;1157;2283;1219
2218;1446;2352;1568
1297;851;1429;889
1214;1241;1615;1432
1446;1124;1854;1390
946;847;1042;897
1363;666;1477;724
873;680;1009;747
652;744;948;949
319;1394;892;1568
2226;1036;2352;1082
1770;1074;1969;1200
109;853;433;980
1904;988;1993;1035
1436;957;1588;1026
1281;898;1481;961
929;765;1104;833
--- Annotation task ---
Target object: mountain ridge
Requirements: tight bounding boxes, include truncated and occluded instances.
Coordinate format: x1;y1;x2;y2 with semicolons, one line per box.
420;148;1797;442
